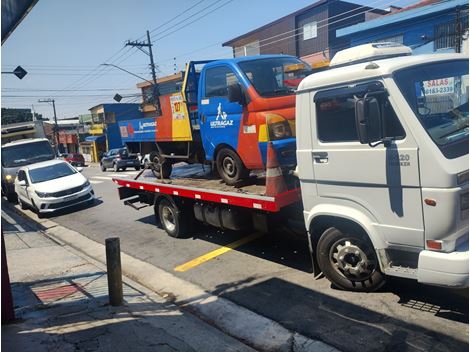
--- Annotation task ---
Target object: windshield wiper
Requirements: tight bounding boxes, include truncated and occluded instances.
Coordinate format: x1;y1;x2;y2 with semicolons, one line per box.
438;125;469;140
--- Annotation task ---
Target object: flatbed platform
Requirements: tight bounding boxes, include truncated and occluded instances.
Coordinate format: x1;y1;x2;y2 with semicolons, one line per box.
113;164;301;212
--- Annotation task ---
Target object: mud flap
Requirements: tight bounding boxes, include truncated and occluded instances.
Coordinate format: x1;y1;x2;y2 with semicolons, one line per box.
308;231;323;278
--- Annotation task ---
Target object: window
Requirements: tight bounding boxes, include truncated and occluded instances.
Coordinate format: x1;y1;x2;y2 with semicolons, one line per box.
234;40;260;57
17;170;26;182
315;82;405;143
105;112;116;124
205;66;238;98
435;22;455;50
303;21;317;40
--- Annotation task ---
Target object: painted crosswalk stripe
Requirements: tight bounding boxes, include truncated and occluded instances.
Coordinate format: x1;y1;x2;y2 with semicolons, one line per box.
89;180;103;184
107;174;130;177
92;176;114;180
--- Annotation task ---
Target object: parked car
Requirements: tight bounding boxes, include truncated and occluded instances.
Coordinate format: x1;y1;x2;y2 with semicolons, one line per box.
62;152;85;166
14;159;95;216
100;148;140;172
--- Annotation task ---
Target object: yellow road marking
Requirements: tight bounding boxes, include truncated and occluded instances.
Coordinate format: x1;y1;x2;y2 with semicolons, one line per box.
174;232;265;272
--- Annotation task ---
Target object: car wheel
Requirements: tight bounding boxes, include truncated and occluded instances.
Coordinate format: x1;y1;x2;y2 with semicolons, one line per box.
122;167;127;171
316;227;385;292
6;192;18;204
19;198;27;210
113;163;119;172
100;163;106;172
135;166;140;171
156;198;192;238
216;148;248;186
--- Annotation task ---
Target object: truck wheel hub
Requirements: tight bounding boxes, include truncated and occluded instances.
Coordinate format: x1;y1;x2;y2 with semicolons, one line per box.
331;240;373;279
223;157;236;176
161;206;176;232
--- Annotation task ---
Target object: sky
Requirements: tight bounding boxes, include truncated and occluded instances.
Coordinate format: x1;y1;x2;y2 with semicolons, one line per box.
1;0;416;120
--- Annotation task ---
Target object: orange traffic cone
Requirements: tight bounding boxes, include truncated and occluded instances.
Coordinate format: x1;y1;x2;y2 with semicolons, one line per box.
265;142;288;196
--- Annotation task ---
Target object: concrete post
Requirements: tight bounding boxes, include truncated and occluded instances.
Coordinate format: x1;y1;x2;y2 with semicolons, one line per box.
105;237;123;306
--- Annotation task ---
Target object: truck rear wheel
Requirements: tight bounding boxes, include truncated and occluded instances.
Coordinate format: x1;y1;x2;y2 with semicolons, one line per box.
150;152;172;179
216;148;248;186
156;198;190;238
316;227;385;292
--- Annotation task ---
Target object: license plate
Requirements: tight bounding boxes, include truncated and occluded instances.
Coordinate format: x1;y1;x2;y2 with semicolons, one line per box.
63;195;77;202
127;161;135;165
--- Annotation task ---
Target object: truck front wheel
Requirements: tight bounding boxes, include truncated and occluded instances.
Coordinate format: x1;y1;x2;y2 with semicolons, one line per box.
316;227;385;292
156;199;190;238
216;148;248;186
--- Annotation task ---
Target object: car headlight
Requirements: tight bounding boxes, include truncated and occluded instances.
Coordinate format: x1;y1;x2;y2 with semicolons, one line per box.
5;174;14;182
267;114;292;140
83;180;90;187
35;191;50;198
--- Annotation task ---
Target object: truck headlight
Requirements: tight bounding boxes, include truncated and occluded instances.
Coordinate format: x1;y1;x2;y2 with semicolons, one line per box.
267;114;292;140
5;174;14;182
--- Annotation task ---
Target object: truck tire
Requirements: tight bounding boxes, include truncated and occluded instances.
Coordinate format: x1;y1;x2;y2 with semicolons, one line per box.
316;227;385;292
156;198;190;238
135;166;140;171
216;148;248;186
101;163;106;172
150;152;172;179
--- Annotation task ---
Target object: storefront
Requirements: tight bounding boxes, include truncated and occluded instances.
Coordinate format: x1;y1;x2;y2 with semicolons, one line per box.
82;135;106;162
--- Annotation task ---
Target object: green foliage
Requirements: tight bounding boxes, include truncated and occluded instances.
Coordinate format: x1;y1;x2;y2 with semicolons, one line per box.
1;108;45;124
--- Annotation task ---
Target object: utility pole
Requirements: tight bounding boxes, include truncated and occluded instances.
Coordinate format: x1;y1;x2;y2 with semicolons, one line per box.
38;99;59;151
126;30;161;115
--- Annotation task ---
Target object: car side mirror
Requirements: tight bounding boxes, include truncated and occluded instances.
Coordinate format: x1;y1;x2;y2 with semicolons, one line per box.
18;180;26;187
228;83;246;105
76;167;84;172
355;96;383;146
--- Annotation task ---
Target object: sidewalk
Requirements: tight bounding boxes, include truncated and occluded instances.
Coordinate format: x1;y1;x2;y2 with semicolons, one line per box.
1;207;255;352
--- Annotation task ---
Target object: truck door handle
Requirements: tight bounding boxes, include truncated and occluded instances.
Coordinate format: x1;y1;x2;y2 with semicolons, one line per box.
201;114;206;124
312;152;328;163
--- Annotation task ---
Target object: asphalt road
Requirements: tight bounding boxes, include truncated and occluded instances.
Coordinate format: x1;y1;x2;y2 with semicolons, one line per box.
33;164;469;352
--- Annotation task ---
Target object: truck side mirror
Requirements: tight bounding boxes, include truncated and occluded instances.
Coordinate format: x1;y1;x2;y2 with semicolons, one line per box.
355;96;383;145
18;180;26;187
228;83;246;105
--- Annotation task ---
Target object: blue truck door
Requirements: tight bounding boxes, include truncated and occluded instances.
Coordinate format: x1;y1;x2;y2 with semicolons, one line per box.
198;65;244;161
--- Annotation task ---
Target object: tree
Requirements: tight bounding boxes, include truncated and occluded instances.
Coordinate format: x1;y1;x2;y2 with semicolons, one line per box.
1;108;45;124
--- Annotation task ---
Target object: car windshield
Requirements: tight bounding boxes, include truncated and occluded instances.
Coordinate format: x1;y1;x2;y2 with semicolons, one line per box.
29;163;77;184
394;60;468;159
1;141;55;168
238;57;312;97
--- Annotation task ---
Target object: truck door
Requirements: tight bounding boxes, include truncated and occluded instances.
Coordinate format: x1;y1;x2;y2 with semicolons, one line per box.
198;65;244;160
311;81;424;248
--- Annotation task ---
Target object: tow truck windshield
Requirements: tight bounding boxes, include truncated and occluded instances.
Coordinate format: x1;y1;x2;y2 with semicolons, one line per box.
238;57;312;97
394;59;468;159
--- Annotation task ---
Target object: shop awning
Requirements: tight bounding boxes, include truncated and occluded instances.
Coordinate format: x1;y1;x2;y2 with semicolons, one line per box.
85;135;105;142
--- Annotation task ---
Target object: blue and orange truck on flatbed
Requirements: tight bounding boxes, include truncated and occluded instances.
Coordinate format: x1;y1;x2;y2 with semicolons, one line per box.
119;55;312;184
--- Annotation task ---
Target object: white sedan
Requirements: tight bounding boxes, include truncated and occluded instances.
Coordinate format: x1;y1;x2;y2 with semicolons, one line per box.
14;159;95;215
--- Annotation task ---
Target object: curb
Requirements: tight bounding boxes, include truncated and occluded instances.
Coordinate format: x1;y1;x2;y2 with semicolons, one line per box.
5;203;338;352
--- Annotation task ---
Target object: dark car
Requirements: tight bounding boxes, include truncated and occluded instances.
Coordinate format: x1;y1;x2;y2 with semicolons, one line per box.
63;153;85;166
100;148;140;172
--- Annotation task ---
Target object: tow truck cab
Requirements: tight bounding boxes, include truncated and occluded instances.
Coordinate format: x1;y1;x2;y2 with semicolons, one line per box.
296;43;468;289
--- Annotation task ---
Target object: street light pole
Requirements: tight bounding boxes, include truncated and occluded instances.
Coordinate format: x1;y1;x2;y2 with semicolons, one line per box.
38;99;59;151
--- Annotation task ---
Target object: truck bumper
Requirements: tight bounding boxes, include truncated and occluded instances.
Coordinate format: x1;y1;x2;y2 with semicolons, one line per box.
259;138;297;167
417;240;469;288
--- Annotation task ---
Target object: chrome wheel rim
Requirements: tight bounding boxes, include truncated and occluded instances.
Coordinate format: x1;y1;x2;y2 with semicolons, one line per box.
329;238;376;281
161;205;176;233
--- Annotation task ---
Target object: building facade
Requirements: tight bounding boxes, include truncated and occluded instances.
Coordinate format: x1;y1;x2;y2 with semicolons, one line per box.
222;0;389;66
81;103;142;162
336;0;469;54
43;118;80;154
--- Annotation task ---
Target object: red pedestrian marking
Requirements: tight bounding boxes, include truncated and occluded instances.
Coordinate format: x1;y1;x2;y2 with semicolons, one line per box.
34;283;83;302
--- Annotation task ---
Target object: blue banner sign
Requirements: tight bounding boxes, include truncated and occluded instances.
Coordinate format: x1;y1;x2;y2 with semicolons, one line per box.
119;117;156;142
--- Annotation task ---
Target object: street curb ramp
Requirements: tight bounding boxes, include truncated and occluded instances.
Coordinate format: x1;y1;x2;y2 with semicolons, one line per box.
6;203;338;352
